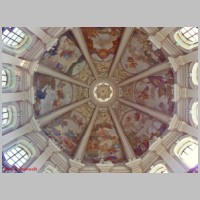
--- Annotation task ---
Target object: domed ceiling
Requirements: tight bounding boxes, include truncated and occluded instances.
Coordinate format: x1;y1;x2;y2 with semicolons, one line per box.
33;27;175;165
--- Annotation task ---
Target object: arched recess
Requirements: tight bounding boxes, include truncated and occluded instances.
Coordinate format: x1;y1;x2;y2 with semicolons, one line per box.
189;99;198;127
2;27;36;57
174;27;198;51
173;136;198;169
148;162;169;173
2;104;19;134
2;137;40;172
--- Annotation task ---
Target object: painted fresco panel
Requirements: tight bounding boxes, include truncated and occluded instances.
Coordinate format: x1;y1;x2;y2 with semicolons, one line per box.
82;27;124;61
40;30;87;77
134;69;175;115
121;109;168;157
34;73;72;117
112;28;166;82
43;103;94;156
83;110;126;164
121;28;166;75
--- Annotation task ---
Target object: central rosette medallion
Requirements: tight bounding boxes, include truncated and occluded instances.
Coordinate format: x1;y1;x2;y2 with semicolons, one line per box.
89;79;117;106
94;82;113;102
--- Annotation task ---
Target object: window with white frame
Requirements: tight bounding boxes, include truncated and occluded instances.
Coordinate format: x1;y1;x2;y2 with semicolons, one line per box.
190;102;198;126
3;146;30;169
2;27;26;49
2;107;12;128
149;163;169;173
180;27;198;44
174;27;198;50
174;138;198;169
191;63;198;86
2;69;9;88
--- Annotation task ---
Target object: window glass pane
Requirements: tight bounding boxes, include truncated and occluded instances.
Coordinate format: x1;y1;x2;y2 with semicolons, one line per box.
24;154;29;160
16;153;22;159
12;34;17;40
8;32;14;38
4;154;9;160
2;76;7;81
2;107;7;112
12;156;18;162
2;82;6;87
16;30;22;35
7;151;13;157
2;119;8;125
3;37;9;43
3;29;10;35
2;70;6;75
15;147;21;151
21;158;27;164
16;160;23;167
12;42;18;46
20;150;26;156
13;28;19;33
7;40;13;45
3;112;9;118
15;37;22;43
20;32;25;37
7;159;14;165
11;149;17;154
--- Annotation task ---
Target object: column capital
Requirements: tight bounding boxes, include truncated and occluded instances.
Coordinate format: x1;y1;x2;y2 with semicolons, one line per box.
169;50;198;72
48;139;61;153
168;114;185;131
168;57;184;72
125;158;142;173
68;159;85;173
43;35;58;51
27;60;39;75
96;161;114;173
27;117;41;132
149;137;165;155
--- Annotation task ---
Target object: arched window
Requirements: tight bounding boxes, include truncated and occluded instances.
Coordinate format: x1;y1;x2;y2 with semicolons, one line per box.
191;63;198;86
174;138;198;169
2;107;13;128
190;102;198;126
149;163;169;173
174;27;198;50
2;69;9;87
3;145;31;169
2;27;27;49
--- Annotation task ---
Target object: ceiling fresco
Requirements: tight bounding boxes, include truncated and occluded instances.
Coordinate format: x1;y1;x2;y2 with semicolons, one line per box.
43;102;95;156
121;69;175;116
33;27;176;166
113;101;168;157
39;30;94;82
83;109;126;164
82;27;124;77
33;72;88;117
112;28;167;83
